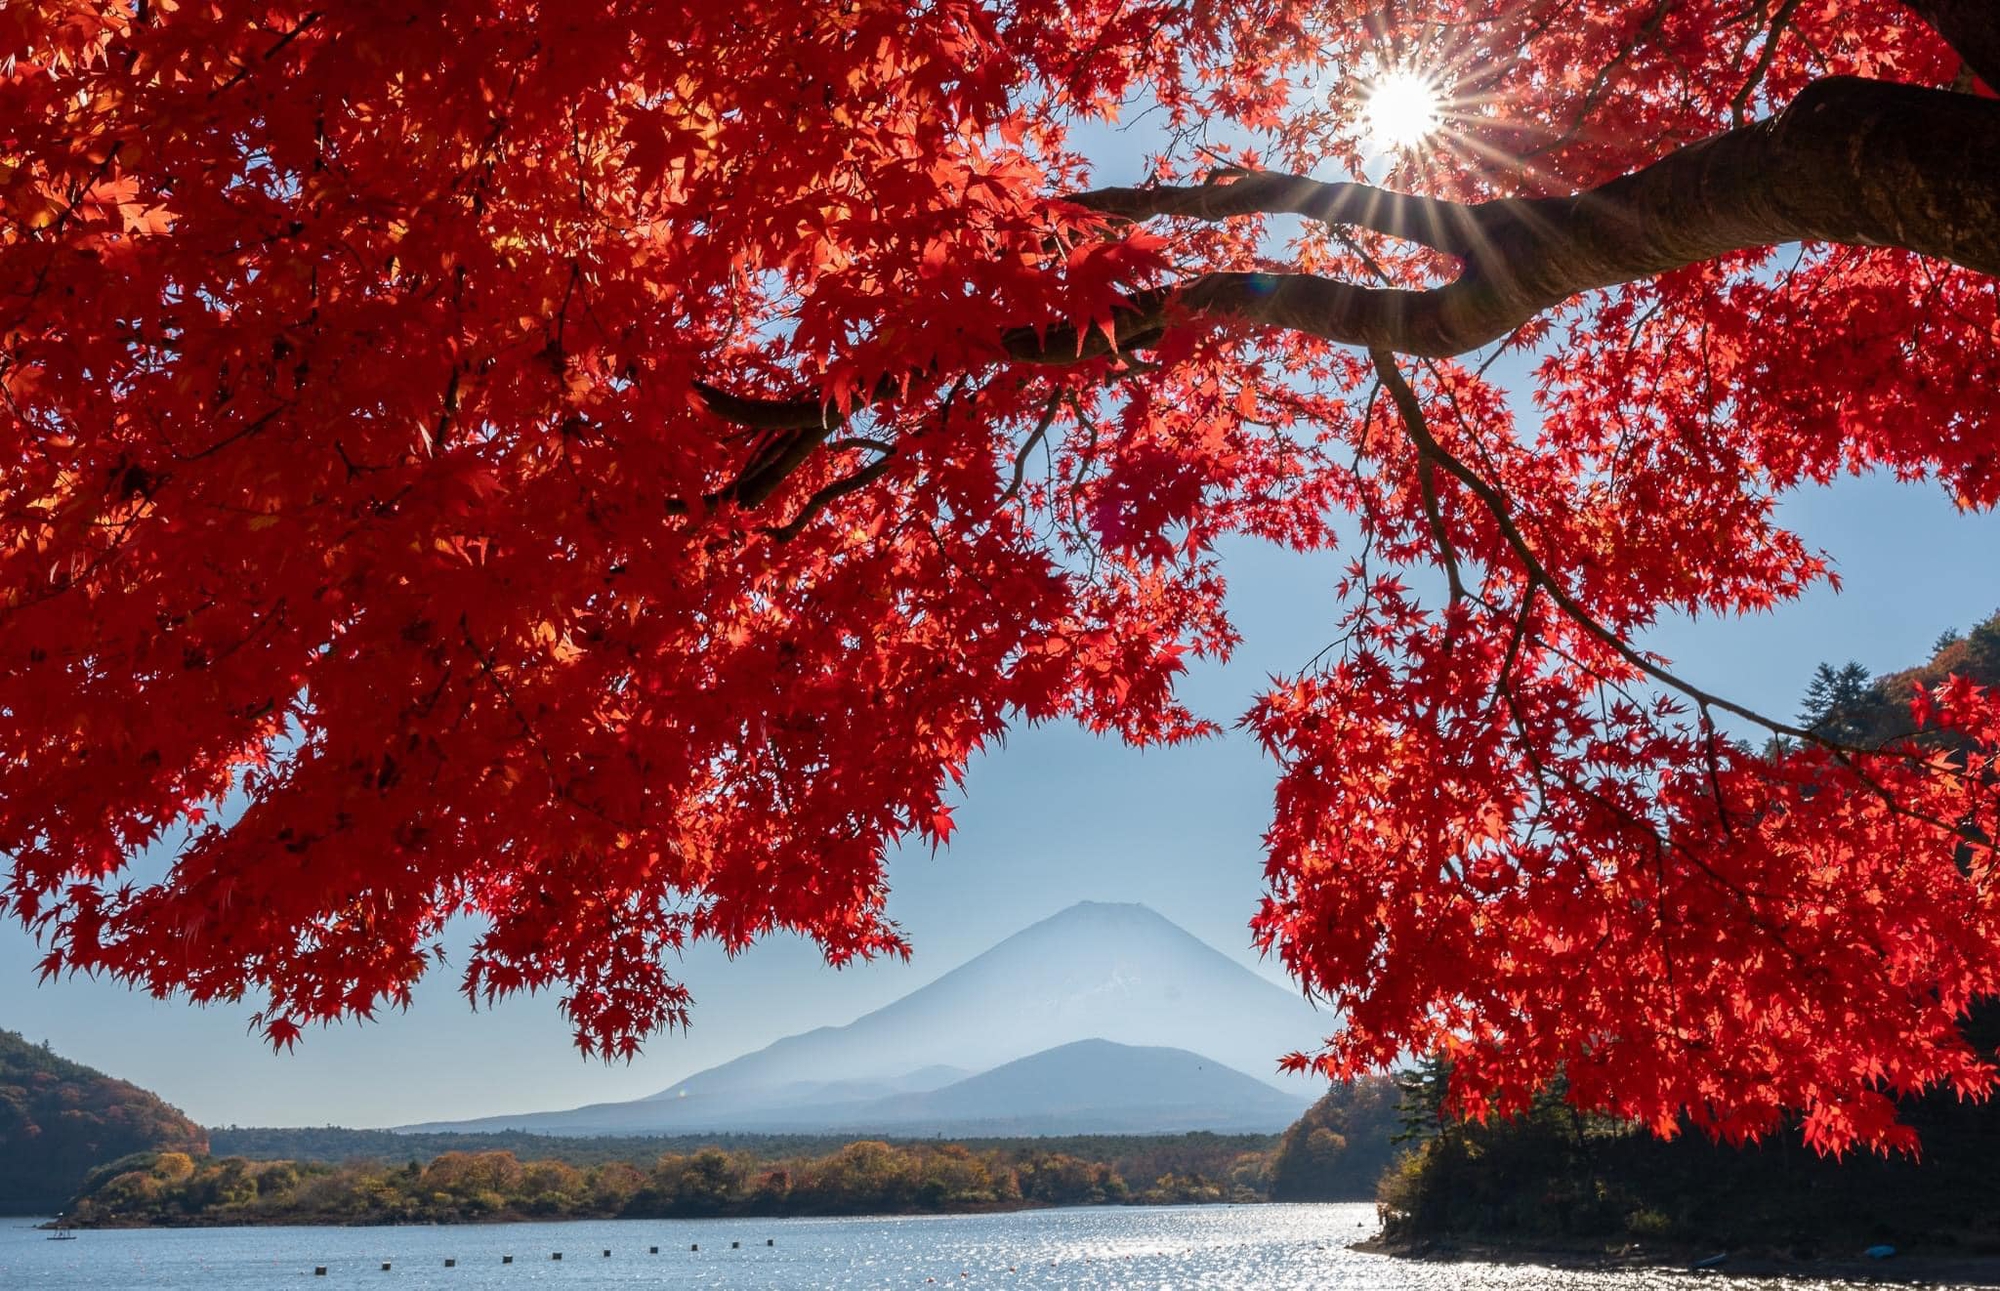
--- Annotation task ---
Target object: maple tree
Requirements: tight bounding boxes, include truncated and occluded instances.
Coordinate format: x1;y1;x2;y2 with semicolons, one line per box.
3;0;1998;1155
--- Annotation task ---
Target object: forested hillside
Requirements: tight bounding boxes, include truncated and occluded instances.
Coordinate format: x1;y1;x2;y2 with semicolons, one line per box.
1265;1076;1401;1201
0;1030;208;1214
1379;1030;2000;1257
1791;613;2000;747
1379;615;2000;1257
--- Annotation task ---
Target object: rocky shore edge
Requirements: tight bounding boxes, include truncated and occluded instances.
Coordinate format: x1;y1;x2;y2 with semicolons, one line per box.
1358;1233;2000;1286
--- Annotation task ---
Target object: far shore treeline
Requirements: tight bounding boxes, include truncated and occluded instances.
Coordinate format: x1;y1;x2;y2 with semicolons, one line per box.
61;1084;1398;1227
202;1126;1268;1173
66;1139;1241;1226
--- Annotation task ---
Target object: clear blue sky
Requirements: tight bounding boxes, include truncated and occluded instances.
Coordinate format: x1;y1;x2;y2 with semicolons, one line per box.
4;109;1997;1129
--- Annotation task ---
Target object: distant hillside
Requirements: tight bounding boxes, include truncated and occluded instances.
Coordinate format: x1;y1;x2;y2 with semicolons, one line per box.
799;1040;1314;1135
208;1125;867;1166
0;1029;208;1214
207;1125;1280;1180
409;901;1329;1136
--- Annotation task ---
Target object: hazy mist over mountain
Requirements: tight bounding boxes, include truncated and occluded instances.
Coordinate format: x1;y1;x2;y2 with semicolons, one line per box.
812;1039;1315;1135
405;902;1328;1136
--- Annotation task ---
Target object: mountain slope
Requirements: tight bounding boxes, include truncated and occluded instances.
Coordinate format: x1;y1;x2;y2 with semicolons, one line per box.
806;1040;1313;1134
0;1029;209;1214
408;902;1330;1135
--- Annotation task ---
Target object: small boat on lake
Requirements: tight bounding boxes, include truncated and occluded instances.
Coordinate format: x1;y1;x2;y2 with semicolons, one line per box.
48;1229;77;1241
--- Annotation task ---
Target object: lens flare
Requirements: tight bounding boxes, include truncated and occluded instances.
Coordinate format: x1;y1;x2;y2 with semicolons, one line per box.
1364;70;1444;151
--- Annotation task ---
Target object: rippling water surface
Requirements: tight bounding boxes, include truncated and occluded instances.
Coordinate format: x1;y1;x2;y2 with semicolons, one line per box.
0;1203;1962;1289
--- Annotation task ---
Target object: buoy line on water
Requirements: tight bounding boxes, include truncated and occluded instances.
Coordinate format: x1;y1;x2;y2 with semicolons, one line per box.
302;1234;777;1275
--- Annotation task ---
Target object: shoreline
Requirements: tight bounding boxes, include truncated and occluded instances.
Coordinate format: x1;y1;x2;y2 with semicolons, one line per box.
1359;1234;2000;1287
35;1201;1046;1231
31;1197;1365;1232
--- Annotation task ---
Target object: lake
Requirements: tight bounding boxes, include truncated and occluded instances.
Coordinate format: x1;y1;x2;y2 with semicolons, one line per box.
0;1202;1972;1289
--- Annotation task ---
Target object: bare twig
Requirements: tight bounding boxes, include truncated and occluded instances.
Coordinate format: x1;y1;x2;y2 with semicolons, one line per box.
1001;391;1066;505
1371;351;1468;606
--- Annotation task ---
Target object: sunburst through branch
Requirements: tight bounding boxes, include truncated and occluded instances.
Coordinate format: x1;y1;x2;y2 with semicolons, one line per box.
1363;68;1445;151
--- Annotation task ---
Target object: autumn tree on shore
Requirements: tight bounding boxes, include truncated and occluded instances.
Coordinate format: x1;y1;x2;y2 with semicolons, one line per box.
3;1;1997;1153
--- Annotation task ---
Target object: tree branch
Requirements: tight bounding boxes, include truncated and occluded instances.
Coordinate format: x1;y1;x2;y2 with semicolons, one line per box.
761;450;898;542
1372;350;1467;606
1905;0;2000;89
690;380;835;432
690;76;1999;501
1105;77;2000;358
1069;171;1481;254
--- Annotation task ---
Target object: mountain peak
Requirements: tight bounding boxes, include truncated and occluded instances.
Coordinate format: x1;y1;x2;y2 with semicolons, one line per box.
1034;899;1166;924
1011;899;1218;941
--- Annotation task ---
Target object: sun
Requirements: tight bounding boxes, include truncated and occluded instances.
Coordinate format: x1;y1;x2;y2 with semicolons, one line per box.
1363;69;1444;151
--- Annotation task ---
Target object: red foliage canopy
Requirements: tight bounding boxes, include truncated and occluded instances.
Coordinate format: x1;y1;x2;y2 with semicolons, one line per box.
3;0;1997;1153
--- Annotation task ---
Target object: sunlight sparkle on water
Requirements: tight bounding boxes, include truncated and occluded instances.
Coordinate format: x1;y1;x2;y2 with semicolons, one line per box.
1364;69;1444;150
0;1204;1926;1289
